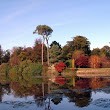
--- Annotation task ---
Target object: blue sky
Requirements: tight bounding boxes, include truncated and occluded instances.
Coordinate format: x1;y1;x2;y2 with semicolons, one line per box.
0;0;110;50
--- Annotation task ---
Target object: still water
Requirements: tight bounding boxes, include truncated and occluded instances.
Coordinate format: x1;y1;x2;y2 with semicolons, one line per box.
0;77;110;110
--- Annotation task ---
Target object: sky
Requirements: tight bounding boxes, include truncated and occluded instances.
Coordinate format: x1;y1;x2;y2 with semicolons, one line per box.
0;0;110;50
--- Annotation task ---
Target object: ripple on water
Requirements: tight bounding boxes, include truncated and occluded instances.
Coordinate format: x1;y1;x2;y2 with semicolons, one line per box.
92;98;110;108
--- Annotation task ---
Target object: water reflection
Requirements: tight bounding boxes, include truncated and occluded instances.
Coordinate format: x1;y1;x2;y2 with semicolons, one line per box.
74;79;92;107
0;84;10;102
0;76;110;109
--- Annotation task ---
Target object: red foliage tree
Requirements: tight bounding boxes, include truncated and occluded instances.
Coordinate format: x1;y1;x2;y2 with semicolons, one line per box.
100;57;110;68
54;62;66;73
75;55;89;68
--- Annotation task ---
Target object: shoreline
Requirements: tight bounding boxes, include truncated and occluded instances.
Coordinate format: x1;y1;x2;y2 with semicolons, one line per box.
77;68;110;78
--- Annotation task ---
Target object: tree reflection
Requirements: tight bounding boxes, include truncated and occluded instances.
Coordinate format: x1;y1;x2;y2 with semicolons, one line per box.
2;76;110;109
74;78;91;107
74;91;92;107
90;78;108;89
65;78;92;107
65;90;92;107
0;84;10;102
51;93;63;105
75;78;90;89
0;84;2;102
34;97;45;108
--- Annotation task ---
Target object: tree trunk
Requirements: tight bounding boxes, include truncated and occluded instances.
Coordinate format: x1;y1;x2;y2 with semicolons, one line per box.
47;45;49;66
42;37;44;65
46;37;49;66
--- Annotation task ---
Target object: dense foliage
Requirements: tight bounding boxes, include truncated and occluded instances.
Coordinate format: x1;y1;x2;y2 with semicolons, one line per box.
49;43;62;63
0;26;110;84
89;55;101;68
75;55;89;68
67;36;91;55
0;63;10;84
9;60;42;85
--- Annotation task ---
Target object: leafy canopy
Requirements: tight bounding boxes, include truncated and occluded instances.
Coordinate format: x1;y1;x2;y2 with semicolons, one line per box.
33;25;53;36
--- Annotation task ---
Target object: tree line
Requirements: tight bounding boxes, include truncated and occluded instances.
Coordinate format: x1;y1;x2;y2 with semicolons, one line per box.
0;25;110;68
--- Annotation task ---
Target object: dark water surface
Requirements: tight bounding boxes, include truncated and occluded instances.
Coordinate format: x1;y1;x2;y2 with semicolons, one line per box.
0;77;110;110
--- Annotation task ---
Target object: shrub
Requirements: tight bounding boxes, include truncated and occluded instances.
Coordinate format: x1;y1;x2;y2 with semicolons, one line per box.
22;62;42;76
54;62;66;73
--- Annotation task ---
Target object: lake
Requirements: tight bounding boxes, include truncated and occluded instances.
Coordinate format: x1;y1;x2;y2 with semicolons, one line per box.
0;76;110;110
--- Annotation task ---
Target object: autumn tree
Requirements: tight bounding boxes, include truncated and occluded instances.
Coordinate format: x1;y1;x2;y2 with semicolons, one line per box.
33;25;53;65
89;55;101;68
72;50;85;60
18;47;33;61
9;47;23;66
33;39;47;63
75;55;89;68
100;57;110;68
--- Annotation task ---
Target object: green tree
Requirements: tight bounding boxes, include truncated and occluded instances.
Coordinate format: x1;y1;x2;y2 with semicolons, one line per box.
49;44;62;64
67;36;91;55
33;25;53;65
50;41;61;49
61;45;70;61
100;46;110;57
91;48;101;56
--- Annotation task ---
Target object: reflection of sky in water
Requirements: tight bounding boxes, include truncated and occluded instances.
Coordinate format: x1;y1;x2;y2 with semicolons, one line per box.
92;91;110;101
2;93;34;102
1;91;110;110
1;79;110;110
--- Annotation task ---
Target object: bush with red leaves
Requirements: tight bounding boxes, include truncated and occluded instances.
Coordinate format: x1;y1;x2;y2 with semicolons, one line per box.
54;62;66;73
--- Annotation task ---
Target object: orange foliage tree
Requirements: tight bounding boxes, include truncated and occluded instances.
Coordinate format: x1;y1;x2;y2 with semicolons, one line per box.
89;55;101;68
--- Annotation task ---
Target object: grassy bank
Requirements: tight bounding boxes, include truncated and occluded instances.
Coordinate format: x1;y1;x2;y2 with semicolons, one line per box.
62;68;110;78
77;68;110;77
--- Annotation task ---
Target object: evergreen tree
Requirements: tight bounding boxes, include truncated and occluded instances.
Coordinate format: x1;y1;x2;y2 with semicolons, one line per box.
49;44;62;64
